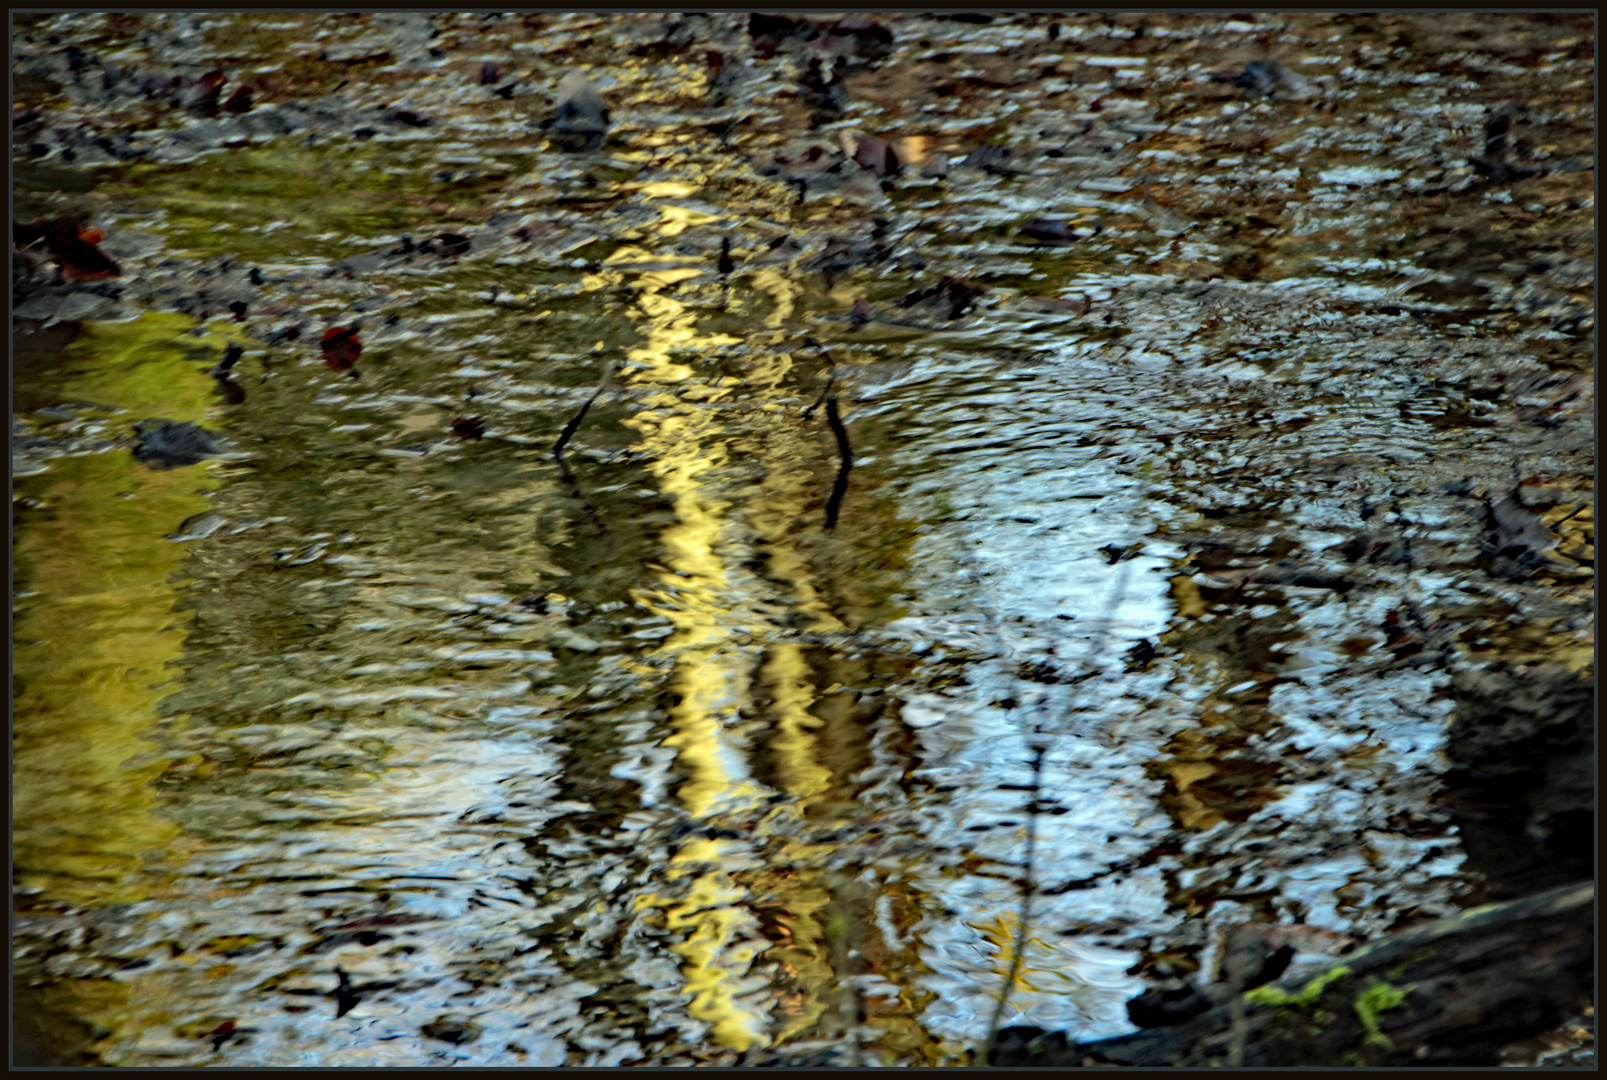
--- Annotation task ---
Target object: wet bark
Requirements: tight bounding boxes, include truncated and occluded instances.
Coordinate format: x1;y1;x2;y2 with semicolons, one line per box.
991;882;1592;1067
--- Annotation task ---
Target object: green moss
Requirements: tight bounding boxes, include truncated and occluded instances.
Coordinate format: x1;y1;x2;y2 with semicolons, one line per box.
1353;978;1412;1048
1244;965;1351;1010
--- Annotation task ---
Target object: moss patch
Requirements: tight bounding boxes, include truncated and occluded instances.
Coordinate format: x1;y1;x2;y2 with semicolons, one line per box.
1354;978;1413;1048
1244;965;1351;1010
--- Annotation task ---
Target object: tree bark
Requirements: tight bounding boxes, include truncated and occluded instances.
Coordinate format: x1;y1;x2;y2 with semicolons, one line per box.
992;881;1592;1067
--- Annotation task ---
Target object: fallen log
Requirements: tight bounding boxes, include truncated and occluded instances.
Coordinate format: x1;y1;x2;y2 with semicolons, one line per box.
989;881;1592;1067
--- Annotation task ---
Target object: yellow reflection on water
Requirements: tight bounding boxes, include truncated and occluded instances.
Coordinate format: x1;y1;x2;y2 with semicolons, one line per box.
638;838;770;1053
631;180;700;202
757;875;836;1044
616;260;776;1051
749;267;799;328
650;202;719;237
606;248;928;1057
13;314;226;907
761;645;833;800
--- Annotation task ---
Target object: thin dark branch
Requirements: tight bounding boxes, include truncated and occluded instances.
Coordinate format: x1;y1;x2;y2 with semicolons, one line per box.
823;395;853;530
1549;501;1588;528
802;339;838;420
803;371;838;420
552;364;613;457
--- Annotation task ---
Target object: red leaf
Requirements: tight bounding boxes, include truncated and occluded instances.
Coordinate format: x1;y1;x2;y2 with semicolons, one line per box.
320;326;363;372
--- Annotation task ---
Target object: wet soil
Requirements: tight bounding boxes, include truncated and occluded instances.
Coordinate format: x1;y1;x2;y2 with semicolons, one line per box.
11;12;1593;1068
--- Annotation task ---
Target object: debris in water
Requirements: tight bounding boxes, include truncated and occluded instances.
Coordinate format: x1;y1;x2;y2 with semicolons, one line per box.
553;365;613;457
1226;59;1314;100
422;1017;480;1045
333;968;359;1019
320;325;363;373
167;511;230;542
13;216;121;282
210;342;244;377
1021;218;1079;244
133;420;227;469
221;84;252;113
823;394;853;530
544;70;609;152
838;129;901;177
898;276;988;321
182;69;226;116
962;144;1027;176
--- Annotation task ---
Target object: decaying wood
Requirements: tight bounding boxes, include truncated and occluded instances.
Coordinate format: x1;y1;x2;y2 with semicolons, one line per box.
990;882;1592;1067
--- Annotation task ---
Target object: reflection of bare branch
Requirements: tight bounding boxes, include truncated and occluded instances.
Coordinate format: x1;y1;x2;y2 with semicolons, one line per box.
796;340;854;530
980;743;1044;1065
801;339;838;420
553;452;607;538
823;396;853;531
802;372;837;420
552;363;614;457
979;563;1131;1064
552;363;614;537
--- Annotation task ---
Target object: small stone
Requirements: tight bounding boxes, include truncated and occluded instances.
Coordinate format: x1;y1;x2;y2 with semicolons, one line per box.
133;420;227;469
167;512;230;542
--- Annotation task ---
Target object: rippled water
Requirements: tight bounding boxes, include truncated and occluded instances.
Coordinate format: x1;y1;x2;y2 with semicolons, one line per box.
13;11;1593;1066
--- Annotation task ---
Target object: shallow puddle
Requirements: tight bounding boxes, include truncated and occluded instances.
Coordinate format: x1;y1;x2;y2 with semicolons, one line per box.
13;12;1593;1067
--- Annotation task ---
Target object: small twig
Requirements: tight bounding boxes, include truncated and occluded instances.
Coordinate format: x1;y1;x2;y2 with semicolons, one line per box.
1549;501;1588;528
552;363;614;457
